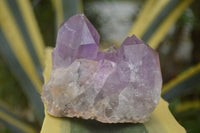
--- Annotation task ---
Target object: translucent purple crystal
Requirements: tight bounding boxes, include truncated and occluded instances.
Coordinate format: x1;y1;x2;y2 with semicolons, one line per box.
42;14;162;123
52;14;99;69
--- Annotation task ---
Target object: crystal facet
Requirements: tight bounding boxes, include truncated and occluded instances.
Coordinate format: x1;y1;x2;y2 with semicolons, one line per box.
52;14;99;69
42;14;162;123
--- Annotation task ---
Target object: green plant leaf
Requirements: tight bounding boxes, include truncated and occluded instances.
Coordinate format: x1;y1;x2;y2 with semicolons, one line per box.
41;48;186;133
128;0;194;49
0;0;44;122
147;0;194;49
16;0;45;68
0;101;37;133
128;0;169;39
174;100;200;113
162;63;200;101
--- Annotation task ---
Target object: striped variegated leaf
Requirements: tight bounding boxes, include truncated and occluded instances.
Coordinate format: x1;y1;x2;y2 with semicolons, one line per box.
0;0;44;122
128;0;194;49
0;101;37;133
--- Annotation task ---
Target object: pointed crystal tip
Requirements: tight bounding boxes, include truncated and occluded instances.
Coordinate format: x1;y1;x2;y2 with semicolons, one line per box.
52;14;100;69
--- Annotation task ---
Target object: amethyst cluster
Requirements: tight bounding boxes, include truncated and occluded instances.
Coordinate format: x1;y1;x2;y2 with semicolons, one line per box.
42;14;162;123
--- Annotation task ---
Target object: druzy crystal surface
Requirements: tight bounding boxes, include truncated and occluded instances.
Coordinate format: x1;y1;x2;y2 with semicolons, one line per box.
42;14;162;123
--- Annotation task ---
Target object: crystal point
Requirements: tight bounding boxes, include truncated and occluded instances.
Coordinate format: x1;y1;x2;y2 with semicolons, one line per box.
43;14;162;123
52;14;99;69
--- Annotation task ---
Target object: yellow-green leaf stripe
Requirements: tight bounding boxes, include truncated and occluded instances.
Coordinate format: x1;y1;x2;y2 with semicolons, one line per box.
148;0;194;49
128;0;193;50
0;101;36;133
128;0;170;39
16;0;45;67
162;63;200;95
174;100;200;113
0;0;42;93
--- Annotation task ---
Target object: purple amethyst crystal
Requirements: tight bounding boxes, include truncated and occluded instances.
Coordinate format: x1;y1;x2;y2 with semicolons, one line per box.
42;14;162;123
52;14;99;69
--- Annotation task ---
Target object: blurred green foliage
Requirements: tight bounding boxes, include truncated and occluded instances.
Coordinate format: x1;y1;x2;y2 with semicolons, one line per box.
0;56;28;110
33;0;55;46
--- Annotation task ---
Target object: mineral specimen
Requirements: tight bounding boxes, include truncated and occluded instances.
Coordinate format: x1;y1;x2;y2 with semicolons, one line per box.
42;14;162;123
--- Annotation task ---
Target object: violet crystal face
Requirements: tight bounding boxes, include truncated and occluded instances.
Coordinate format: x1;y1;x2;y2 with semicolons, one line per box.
42;14;162;123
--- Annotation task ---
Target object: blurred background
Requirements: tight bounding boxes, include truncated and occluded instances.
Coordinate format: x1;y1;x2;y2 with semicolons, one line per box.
0;0;200;132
